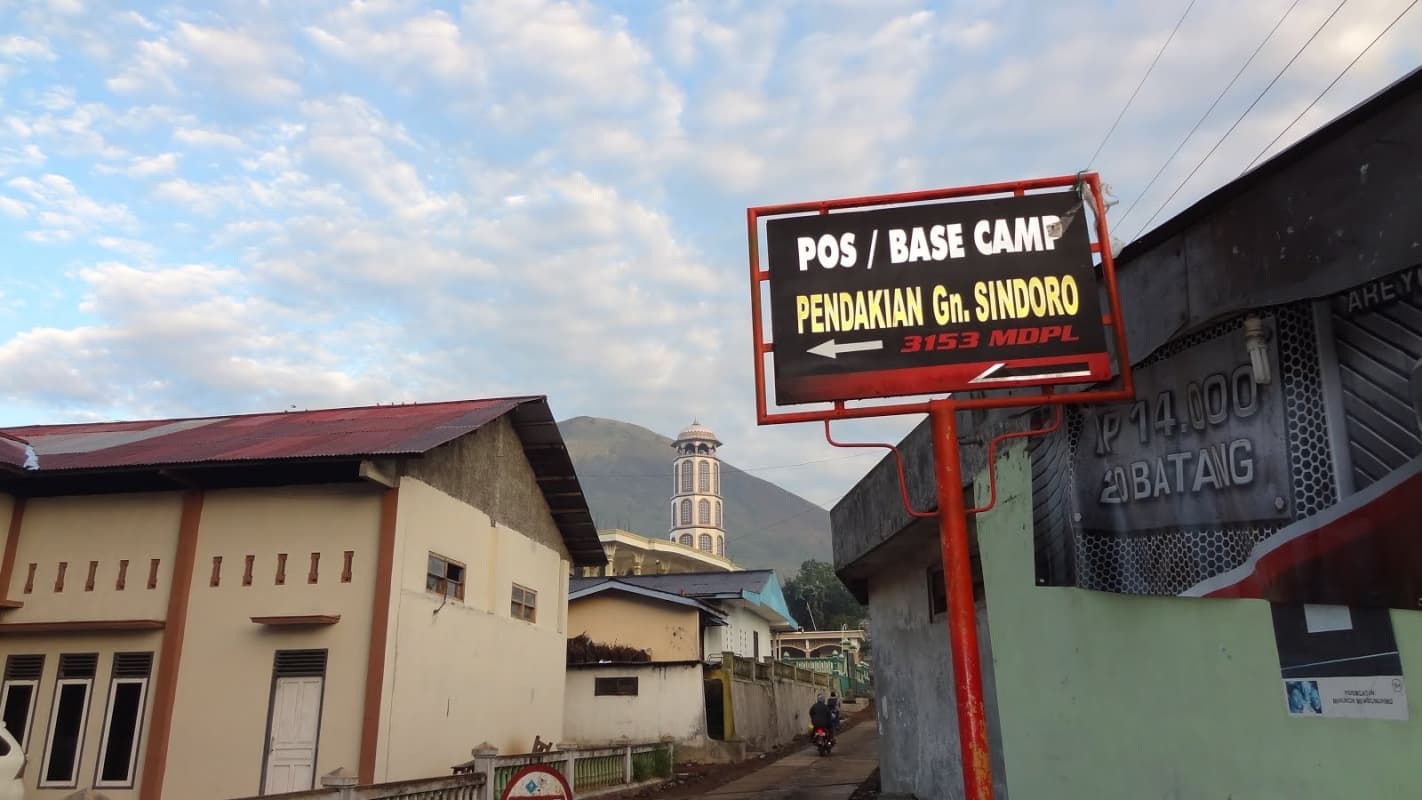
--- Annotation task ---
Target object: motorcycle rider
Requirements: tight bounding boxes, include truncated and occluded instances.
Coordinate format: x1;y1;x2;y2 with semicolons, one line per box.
809;693;835;746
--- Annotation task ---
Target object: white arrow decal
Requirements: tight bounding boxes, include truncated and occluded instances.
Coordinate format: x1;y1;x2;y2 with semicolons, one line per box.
969;363;1094;384
807;339;884;359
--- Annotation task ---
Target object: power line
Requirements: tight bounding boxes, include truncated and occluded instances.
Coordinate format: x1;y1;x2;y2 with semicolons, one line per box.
577;450;876;479
1086;0;1198;169
1131;0;1349;240
1240;0;1419;174
1115;0;1304;231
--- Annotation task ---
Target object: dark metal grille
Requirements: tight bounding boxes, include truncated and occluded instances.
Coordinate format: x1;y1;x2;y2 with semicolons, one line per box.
273;649;327;677
58;653;97;680
1332;293;1422;488
1033;303;1340;594
3;654;43;682
111;652;153;679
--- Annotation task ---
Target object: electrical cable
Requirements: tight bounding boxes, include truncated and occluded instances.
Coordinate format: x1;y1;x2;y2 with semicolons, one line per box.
1114;0;1304;231
1130;0;1349;240
1086;0;1199;170
1240;0;1419;174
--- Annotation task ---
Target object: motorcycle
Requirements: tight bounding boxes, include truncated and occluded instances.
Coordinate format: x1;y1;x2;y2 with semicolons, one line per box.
812;726;834;757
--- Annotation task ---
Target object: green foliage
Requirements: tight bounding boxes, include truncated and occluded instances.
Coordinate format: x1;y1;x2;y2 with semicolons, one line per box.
782;559;867;631
566;633;651;664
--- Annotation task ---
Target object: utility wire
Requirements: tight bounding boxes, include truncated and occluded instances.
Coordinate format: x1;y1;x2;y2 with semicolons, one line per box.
1240;0;1420;174
578;450;875;479
1115;0;1304;231
1131;0;1349;240
1086;0;1198;170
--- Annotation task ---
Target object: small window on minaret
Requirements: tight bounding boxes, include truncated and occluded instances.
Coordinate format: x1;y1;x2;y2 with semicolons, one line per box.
698;460;710;492
713;462;719;494
716;501;722;527
681;461;693;493
680;499;692;525
699;534;712;551
698;499;710;524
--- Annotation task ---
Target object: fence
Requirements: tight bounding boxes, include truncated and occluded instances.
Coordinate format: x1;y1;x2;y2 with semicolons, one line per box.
455;741;674;799
781;654;873;700
233;771;483;800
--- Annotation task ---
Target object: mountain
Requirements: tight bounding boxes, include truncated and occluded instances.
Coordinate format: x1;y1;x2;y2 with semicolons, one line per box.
558;416;831;576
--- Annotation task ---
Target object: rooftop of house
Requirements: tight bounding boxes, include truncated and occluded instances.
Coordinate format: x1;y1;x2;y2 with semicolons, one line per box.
567;578;729;625
571;569;801;631
0;396;606;566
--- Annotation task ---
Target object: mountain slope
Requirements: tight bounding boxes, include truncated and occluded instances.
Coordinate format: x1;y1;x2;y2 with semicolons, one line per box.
559;416;831;576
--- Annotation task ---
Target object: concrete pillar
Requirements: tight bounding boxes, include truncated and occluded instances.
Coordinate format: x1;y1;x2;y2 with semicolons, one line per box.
470;743;498;800
320;768;359;800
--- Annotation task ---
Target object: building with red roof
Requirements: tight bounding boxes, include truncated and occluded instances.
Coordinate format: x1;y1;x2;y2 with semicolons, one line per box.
0;397;605;799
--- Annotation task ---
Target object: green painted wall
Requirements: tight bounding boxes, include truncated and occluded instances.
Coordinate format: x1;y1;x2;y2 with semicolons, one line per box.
976;441;1422;799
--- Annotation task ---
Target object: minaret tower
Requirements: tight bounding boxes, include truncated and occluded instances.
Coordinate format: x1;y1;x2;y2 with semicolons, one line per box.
669;421;725;557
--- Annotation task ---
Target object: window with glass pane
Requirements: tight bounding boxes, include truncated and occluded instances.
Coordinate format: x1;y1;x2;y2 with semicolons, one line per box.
511;584;537;622
1;654;43;752
426;553;465;601
96;652;152;788
40;653;96;788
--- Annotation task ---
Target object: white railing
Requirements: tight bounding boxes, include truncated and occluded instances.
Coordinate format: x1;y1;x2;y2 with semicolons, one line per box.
232;770;483;800
458;741;673;799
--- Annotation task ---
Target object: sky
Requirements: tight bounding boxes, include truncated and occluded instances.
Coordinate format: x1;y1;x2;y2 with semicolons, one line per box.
1;0;1420;508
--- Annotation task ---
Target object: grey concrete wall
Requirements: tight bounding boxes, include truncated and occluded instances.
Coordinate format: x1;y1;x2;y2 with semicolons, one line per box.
867;527;1008;800
403;415;569;559
727;675;821;751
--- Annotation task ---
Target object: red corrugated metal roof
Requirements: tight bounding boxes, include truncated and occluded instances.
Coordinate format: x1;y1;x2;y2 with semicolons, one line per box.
1;398;538;472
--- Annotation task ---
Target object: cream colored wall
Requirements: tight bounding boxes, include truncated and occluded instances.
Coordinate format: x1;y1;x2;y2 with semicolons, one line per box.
0;631;164;800
0;492;182;799
2;493;183;623
563;665;707;746
568;594;702;662
377;478;571;780
705;606;772;662
162;484;382;800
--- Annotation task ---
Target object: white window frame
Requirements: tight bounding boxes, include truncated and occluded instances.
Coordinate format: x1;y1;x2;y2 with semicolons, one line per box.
0;678;39;751
38;677;93;789
93;676;149;788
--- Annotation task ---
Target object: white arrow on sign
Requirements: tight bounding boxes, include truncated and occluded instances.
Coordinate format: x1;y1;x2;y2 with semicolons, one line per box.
807;339;884;359
968;363;1095;384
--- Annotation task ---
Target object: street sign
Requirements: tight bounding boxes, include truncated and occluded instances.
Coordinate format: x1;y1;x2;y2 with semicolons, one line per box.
499;764;573;800
762;190;1112;406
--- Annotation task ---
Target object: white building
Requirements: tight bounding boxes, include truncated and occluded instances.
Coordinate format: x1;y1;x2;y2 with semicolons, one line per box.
668;422;725;557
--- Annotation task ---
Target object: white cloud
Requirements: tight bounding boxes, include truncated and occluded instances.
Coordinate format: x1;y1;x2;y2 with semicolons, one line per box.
0;35;56;61
95;151;180;178
174;126;247;150
305;5;481;86
172;22;302;101
105;38;187;95
7;173;135;239
0;194;27;217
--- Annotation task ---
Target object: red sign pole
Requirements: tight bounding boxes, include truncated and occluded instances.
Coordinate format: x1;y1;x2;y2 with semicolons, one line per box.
929;397;993;800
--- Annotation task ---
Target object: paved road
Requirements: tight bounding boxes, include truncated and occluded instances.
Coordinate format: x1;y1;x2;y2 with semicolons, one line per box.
698;721;878;800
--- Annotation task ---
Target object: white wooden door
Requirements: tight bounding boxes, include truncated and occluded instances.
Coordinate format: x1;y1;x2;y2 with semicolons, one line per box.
262;676;323;794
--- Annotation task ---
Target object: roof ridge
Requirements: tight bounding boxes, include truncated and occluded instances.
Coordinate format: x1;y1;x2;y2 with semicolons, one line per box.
1;395;548;433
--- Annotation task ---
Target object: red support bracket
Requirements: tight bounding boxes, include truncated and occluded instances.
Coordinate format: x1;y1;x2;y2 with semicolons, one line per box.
823;421;937;519
963;404;1065;515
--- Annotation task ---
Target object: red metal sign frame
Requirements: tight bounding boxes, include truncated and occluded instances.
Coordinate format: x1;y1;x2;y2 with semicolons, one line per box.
746;172;1137;800
746;172;1136;425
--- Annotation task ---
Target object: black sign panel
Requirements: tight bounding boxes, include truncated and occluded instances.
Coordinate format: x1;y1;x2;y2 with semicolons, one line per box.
765;191;1112;405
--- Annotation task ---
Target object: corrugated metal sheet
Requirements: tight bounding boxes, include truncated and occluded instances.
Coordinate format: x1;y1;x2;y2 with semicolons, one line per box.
1;398;534;472
1333;299;1422;489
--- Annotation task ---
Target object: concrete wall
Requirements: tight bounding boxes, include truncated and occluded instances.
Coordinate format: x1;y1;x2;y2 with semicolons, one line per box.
568;594;702;661
563;664;706;747
979;440;1422;799
726;674;820;751
1;491;184;800
3;492;183;624
165;484;382;800
704;605;771;662
377;477;569;780
863;519;1010;800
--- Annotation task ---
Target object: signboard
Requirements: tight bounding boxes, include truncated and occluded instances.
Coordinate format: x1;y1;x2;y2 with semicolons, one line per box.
763;190;1112;405
500;765;572;800
1072;316;1291;530
1271;604;1408;721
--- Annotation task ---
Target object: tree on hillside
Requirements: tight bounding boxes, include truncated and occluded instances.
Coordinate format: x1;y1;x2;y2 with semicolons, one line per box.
783;559;867;632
